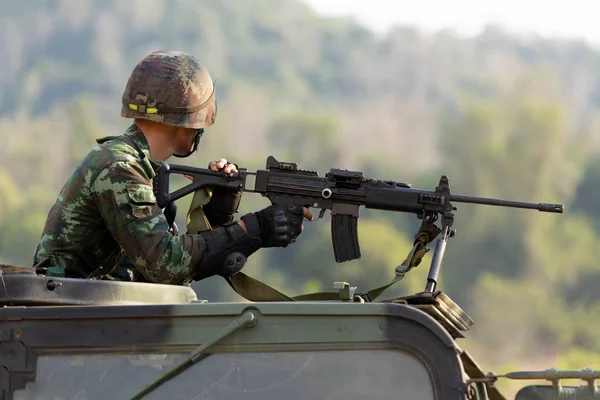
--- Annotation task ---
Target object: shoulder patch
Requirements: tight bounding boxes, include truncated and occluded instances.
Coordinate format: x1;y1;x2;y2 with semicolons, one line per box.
126;183;156;205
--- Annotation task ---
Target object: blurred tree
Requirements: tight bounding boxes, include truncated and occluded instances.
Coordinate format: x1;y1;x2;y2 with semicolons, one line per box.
260;217;428;299
2;0;600;380
266;111;343;171
571;158;600;233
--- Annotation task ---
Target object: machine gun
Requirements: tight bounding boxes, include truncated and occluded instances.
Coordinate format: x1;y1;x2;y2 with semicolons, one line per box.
153;156;563;295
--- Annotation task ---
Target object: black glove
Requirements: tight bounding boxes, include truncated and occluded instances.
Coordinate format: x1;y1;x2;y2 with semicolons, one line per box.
203;186;242;227
241;204;304;248
203;161;243;226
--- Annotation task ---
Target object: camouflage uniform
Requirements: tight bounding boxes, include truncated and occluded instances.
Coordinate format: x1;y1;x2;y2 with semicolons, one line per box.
33;124;208;284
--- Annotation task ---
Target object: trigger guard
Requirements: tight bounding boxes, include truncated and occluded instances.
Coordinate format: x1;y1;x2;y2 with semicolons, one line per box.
310;209;327;222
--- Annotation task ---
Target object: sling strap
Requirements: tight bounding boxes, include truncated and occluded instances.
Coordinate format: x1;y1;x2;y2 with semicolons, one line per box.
187;196;441;302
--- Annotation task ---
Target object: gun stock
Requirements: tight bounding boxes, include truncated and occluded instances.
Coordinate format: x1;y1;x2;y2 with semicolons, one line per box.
153;161;244;208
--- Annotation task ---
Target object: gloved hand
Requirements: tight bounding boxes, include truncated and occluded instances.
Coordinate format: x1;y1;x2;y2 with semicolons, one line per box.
241;204;309;247
192;204;311;281
203;187;242;226
204;158;242;226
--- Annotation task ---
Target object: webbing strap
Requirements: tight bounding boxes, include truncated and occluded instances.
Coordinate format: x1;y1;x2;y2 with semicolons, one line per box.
187;196;441;303
226;273;346;302
186;187;214;233
365;220;441;301
123;86;216;115
225;272;295;301
224;229;438;303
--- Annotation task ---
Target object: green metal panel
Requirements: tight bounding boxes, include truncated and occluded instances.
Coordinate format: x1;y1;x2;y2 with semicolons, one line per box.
1;302;466;399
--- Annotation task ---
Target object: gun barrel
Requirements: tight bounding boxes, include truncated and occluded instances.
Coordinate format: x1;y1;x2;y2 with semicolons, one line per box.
502;369;600;380
450;194;564;213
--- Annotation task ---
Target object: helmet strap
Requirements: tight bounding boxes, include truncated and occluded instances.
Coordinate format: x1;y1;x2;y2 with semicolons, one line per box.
173;129;203;158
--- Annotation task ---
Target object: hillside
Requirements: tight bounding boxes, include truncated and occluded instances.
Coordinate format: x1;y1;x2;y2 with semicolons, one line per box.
1;0;600;388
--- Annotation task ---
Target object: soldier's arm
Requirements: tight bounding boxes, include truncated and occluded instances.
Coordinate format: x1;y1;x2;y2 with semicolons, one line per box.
91;158;209;284
91;157;307;284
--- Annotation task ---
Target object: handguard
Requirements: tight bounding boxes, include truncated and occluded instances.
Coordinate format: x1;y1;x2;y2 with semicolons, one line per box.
330;204;361;262
194;221;262;281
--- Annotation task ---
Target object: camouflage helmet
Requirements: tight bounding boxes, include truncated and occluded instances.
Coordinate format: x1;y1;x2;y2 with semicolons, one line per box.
121;50;217;130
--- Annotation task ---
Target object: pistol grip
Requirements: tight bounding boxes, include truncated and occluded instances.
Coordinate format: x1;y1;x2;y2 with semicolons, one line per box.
331;214;361;262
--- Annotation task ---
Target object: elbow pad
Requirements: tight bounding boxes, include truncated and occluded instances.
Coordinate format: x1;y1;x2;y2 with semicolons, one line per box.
193;221;262;281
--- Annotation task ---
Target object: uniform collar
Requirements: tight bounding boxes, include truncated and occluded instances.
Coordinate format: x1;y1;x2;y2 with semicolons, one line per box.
96;124;161;176
123;124;152;160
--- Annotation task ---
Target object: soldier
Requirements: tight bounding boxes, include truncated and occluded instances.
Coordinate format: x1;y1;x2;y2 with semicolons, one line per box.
33;50;311;284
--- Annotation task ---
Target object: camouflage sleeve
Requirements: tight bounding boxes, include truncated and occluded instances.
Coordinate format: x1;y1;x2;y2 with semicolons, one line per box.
91;158;206;284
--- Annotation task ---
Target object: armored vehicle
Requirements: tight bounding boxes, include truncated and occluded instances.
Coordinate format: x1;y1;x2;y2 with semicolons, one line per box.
1;265;598;400
2;158;597;399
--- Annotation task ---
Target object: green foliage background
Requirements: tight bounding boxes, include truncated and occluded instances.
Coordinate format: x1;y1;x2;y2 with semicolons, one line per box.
1;0;600;395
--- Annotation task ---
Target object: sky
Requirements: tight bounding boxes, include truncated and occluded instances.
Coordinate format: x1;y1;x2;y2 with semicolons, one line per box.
302;0;600;46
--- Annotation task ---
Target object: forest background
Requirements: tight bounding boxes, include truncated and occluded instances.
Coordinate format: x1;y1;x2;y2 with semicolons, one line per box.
1;0;600;395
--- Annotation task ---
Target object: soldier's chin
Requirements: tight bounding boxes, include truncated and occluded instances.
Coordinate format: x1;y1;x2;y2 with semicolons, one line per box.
172;146;195;158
